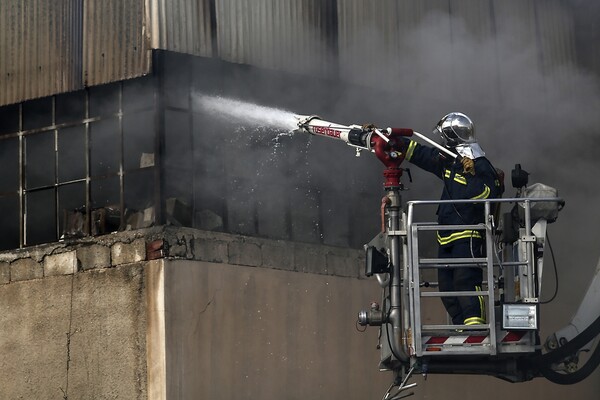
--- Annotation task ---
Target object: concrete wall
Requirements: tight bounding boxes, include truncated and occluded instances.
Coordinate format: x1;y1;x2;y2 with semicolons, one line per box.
0;226;598;399
149;259;389;399
0;263;147;399
0;227;391;399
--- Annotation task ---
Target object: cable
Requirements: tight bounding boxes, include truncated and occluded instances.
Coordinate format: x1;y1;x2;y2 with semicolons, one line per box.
539;231;559;304
534;314;600;384
539;339;600;385
536;315;600;366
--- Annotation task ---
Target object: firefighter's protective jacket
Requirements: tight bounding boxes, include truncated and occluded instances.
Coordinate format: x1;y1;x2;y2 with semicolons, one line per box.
402;139;501;247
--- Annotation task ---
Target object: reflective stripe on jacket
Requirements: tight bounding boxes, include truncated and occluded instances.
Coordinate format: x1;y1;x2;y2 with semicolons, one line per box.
402;139;501;247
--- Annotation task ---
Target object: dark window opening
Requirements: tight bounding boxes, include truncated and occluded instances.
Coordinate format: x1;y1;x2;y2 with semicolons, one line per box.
90;118;120;178
22;97;53;131
58;125;86;182
0;137;20;194
0;104;20;136
26;189;56;246
25;130;56;189
0;195;20;250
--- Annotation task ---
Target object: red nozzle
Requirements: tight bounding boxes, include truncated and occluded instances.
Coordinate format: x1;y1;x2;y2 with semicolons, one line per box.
372;128;413;189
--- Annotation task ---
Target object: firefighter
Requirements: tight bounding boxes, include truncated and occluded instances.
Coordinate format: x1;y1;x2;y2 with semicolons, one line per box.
400;112;502;326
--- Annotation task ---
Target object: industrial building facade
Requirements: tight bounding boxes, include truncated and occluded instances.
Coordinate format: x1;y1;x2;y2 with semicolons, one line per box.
0;51;386;251
0;0;592;251
1;1;599;399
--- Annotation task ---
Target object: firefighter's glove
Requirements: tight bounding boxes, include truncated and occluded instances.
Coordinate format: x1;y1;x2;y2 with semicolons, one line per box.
362;123;377;131
461;157;475;175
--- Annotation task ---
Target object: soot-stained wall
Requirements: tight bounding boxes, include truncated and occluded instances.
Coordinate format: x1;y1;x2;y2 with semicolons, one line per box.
0;50;396;251
0;75;157;249
158;50;389;249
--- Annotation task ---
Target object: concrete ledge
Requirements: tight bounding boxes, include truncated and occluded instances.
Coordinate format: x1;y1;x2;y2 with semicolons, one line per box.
44;251;77;276
0;226;367;284
228;239;262;267
112;239;146;265
294;242;326;274
191;237;228;263
0;261;9;284
11;258;43;282
77;244;111;270
261;241;294;271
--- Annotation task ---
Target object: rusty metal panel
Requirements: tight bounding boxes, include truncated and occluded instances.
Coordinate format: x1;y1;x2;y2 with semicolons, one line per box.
214;0;334;76
534;0;577;74
0;0;580;107
147;0;214;56
0;0;81;106
337;0;402;89
336;0;459;95
336;0;578;100
83;0;150;86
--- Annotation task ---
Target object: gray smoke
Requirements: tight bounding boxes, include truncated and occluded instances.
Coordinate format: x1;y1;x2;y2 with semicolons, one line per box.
316;5;600;321
250;4;597;331
191;3;599;334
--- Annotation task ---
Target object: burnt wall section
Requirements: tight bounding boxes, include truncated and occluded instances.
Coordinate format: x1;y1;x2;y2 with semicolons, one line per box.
157;50;385;249
0;51;386;251
0;75;158;250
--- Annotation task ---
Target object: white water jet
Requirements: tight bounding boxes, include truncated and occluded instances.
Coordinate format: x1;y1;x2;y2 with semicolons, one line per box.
194;94;299;132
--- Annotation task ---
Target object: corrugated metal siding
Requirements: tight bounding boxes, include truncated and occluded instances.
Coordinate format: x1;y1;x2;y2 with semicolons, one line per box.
337;0;402;89
0;0;580;106
490;0;538;106
0;0;81;106
336;0;577;99
534;0;577;77
214;0;334;77
84;0;149;86
147;0;213;56
0;0;149;106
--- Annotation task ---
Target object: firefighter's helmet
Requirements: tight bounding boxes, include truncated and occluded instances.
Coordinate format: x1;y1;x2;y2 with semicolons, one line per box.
435;112;476;148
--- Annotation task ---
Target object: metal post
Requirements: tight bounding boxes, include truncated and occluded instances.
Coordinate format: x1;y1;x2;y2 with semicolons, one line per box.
402;207;412;357
523;200;535;299
387;189;408;362
485;201;497;354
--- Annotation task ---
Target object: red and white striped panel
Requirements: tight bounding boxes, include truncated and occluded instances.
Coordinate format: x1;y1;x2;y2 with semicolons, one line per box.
424;335;490;348
500;331;527;342
423;331;528;350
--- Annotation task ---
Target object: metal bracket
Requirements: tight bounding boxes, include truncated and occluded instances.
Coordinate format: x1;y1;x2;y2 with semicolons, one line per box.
382;366;417;400
523;297;539;303
387;230;407;236
521;235;537;242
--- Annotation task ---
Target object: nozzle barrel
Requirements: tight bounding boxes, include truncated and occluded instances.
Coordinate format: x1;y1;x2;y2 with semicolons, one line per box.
412;131;458;159
294;115;357;143
294;114;321;132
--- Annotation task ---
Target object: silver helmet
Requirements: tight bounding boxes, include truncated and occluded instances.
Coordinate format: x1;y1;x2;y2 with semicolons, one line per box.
434;112;476;148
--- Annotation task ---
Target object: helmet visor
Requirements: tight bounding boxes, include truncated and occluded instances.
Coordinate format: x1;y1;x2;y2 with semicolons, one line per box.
436;113;475;147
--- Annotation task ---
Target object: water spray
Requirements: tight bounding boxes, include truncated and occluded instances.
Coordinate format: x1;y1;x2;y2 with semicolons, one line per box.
194;94;456;187
194;94;299;132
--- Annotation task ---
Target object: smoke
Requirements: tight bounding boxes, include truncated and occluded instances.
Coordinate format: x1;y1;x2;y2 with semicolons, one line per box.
187;3;600;321
194;95;299;132
256;5;596;313
326;4;600;328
